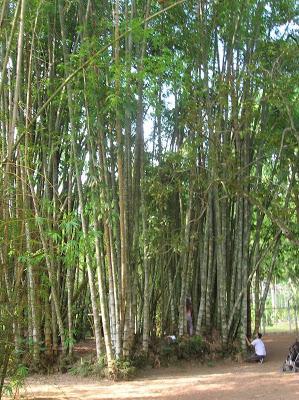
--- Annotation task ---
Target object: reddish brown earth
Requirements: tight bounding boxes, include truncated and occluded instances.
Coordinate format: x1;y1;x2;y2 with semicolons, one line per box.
19;333;299;400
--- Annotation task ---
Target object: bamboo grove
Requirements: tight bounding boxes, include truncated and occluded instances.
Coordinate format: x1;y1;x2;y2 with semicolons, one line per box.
0;0;298;375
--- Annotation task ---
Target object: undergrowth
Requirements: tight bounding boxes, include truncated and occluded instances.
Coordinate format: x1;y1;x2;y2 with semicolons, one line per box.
69;356;136;381
26;335;216;381
159;335;209;365
69;335;210;379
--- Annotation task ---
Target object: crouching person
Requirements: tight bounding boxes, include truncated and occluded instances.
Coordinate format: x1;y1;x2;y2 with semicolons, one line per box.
245;333;266;363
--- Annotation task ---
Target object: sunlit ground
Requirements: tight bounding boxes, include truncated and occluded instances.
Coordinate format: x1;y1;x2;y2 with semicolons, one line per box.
20;368;299;400
6;333;298;400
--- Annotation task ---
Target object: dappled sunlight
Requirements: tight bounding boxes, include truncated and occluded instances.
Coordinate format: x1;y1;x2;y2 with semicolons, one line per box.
23;374;236;399
20;334;299;400
23;366;299;399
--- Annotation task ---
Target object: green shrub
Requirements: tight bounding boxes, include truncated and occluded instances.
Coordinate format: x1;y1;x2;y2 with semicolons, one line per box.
160;342;178;365
177;336;208;360
158;335;208;364
130;351;149;369
110;358;136;380
69;356;106;378
3;364;28;398
207;360;215;367
69;356;136;381
59;354;76;373
69;359;94;377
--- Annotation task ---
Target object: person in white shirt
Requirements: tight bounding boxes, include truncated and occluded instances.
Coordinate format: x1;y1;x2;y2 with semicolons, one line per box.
245;333;266;363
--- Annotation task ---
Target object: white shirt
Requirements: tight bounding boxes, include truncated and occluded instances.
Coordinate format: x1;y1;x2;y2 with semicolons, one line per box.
251;338;266;356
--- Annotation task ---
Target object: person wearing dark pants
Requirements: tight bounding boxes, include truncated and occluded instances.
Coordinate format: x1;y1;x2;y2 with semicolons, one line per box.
245;333;266;363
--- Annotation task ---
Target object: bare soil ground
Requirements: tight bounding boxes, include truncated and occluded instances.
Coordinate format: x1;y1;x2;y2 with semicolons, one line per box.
19;333;299;400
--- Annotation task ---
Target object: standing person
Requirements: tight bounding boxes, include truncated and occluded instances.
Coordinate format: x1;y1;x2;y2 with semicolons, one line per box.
245;333;266;363
186;297;193;336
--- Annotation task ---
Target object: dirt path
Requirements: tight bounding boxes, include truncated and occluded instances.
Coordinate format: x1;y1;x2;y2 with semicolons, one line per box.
21;333;298;400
